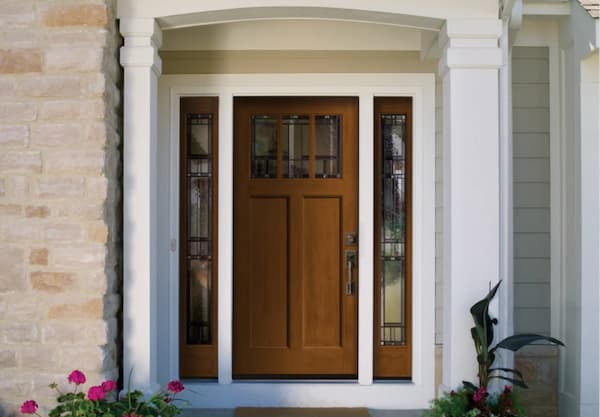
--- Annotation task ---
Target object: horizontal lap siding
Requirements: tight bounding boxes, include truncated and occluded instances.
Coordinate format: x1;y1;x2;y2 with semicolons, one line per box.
512;47;551;336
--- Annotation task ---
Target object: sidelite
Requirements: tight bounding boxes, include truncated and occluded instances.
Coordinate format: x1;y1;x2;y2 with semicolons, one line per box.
180;97;218;378
374;97;412;378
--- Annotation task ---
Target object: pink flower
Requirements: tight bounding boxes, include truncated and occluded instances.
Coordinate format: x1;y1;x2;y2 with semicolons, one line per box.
167;380;184;394
101;380;117;392
88;385;106;401
68;370;86;385
472;386;487;402
20;400;38;414
504;384;512;393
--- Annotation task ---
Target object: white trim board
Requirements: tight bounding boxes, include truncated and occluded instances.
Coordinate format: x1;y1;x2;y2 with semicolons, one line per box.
156;74;436;409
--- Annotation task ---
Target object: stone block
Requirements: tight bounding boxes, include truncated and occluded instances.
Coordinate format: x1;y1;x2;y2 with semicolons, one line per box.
0;0;35;28
42;319;116;345
36;177;85;198
0;30;38;49
70;201;104;220
44;28;110;47
4;323;38;343
39;100;105;121
88;223;108;243
44;47;103;72
0;178;4;196
0;348;17;367
53;245;106;267
19;345;60;370
0;204;22;215
3;298;43;320
0;246;25;291
44;223;85;242
20;75;81;97
0;125;28;147
0;77;17;98
26;205;50;218
48;298;103;320
0;102;36;122
30;248;48;265
1;220;42;241
31;123;83;147
31;271;75;293
44;150;105;174
0;49;42;73
11;175;29;197
40;4;108;27
0;150;41;173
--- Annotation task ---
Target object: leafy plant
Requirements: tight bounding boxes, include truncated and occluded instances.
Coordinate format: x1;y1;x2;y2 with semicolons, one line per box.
424;385;527;417
468;281;563;389
21;370;186;417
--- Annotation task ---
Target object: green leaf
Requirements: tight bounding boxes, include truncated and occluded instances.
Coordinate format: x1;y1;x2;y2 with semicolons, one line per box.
462;380;478;391
488;367;524;379
470;281;501;347
495;333;564;352
489;374;528;389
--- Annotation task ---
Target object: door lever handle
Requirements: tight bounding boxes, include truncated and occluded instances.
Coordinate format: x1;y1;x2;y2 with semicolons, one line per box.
345;251;356;295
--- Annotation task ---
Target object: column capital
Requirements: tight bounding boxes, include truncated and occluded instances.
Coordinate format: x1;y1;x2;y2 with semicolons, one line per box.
120;18;162;75
438;18;503;76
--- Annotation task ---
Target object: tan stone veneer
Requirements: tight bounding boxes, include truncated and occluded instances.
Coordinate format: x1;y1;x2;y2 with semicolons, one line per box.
0;0;121;414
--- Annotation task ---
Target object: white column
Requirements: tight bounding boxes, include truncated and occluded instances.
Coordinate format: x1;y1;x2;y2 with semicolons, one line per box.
439;19;503;389
120;18;162;390
579;50;599;417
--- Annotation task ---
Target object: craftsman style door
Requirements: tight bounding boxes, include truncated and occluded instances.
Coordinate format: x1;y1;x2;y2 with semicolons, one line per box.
233;97;358;378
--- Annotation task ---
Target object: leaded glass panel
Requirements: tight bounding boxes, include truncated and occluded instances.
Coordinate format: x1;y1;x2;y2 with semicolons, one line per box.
379;114;407;346
186;113;213;345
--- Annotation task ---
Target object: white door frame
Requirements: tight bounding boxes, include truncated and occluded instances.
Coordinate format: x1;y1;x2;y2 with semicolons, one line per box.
155;73;436;408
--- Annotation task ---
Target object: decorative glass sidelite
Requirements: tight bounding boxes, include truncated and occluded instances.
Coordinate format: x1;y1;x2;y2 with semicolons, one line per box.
251;114;341;178
186;113;213;345
379;114;407;346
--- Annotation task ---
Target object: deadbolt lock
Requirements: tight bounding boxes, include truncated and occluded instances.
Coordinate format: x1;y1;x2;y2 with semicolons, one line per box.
345;232;357;245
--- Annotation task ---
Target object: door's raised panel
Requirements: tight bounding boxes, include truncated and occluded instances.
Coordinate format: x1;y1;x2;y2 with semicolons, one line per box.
248;197;289;348
301;197;342;348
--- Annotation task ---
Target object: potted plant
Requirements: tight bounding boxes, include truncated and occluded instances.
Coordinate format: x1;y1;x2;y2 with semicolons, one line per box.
425;281;564;417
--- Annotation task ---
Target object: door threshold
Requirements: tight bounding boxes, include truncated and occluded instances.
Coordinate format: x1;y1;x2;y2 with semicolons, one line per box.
232;379;358;384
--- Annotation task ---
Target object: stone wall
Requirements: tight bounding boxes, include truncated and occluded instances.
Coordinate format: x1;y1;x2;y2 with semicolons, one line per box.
0;0;121;414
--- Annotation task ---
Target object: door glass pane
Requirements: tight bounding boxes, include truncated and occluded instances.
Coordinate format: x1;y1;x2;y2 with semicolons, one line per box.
252;116;278;178
380;114;407;346
186;113;213;345
315;115;341;178
282;115;309;178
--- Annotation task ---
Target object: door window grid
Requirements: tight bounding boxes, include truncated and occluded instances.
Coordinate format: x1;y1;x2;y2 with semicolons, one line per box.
186;113;213;345
251;114;342;179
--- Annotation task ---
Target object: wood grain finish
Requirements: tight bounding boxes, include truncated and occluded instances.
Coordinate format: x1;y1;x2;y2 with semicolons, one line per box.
373;97;413;378
233;97;358;378
179;97;218;378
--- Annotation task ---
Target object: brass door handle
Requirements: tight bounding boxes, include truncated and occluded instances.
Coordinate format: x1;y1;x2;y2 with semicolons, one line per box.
345;251;356;295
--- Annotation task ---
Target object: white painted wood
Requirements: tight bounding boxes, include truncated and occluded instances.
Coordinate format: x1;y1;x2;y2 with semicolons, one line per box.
578;50;600;417
157;73;435;408
117;0;497;28
358;94;374;386
120;17;163;390
439;18;502;389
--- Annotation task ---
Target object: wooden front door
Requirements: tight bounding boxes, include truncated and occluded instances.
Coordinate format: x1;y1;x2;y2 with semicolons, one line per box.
233;97;358;378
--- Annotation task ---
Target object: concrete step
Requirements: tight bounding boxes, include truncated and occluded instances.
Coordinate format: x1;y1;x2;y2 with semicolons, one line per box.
181;409;424;417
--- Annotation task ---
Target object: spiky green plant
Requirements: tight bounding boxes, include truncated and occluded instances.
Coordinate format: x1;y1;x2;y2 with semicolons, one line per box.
467;281;564;390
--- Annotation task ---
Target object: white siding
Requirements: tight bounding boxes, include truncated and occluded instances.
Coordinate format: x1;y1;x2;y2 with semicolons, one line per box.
512;46;551;336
